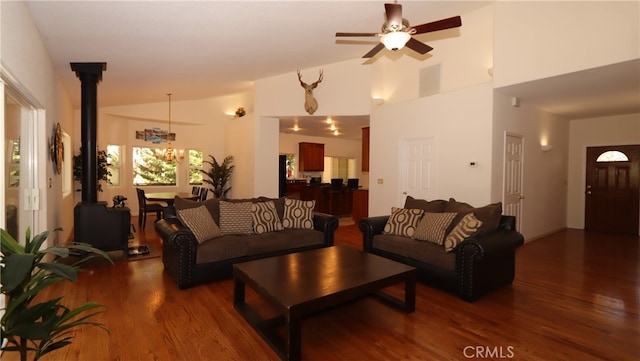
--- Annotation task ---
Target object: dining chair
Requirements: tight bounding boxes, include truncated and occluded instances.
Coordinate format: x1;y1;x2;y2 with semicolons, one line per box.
199;188;209;202
136;188;164;229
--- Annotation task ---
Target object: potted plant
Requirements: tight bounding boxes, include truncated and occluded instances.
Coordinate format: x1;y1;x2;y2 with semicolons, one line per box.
1;227;112;361
201;155;234;198
72;148;112;192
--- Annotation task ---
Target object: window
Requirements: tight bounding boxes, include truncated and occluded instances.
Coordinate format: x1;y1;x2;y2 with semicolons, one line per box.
322;156;356;183
107;145;121;186
189;149;203;185
132;147;176;186
596;150;629;162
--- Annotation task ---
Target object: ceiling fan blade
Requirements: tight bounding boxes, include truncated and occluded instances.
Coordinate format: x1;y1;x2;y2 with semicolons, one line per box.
363;43;385;58
384;3;403;28
405;38;433;55
412;16;462;35
336;32;379;37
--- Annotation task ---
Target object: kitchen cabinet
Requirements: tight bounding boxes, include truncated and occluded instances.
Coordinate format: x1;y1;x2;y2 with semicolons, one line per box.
362;127;370;172
299;142;324;171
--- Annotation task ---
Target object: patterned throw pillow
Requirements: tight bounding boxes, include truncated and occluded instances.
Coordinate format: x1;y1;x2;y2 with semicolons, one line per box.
251;201;284;234
176;205;222;244
219;201;254;235
283;198;315;229
383;207;424;238
444;213;483;252
413;212;457;245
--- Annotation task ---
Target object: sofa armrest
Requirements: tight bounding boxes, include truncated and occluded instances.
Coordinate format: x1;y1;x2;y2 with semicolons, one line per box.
359;216;390;252
456;229;524;301
458;230;524;259
154;218;198;289
313;212;339;246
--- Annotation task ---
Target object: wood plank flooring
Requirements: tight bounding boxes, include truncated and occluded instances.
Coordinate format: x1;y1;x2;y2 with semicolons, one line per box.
3;219;638;360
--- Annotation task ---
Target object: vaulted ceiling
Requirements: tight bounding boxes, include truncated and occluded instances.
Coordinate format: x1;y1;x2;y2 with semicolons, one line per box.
24;1;640;140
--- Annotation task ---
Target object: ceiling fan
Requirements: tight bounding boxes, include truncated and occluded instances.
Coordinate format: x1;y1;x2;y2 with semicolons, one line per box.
335;2;462;58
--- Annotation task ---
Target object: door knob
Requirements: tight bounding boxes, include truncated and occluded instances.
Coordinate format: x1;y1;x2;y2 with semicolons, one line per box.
586;191;592;195
518;195;525;200
402;191;407;195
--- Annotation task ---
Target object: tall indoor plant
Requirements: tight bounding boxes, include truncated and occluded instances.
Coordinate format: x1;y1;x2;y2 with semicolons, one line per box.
201;155;234;198
72;147;112;192
1;228;112;361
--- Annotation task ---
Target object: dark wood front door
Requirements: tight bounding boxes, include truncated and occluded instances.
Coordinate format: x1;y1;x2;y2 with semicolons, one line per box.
585;145;640;235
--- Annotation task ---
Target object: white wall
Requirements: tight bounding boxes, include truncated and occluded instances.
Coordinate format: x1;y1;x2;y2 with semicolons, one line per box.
255;58;373;117
374;3;495;104
1;1;75;243
494;1;640;88
567;113;640;229
225;113;256;199
492;91;570;240
369;83;495;216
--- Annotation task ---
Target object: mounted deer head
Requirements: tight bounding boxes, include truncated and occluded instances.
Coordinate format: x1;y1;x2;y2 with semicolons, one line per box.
297;69;323;115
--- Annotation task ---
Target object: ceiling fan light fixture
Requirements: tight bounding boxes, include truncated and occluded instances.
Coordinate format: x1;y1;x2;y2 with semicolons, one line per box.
381;31;411;51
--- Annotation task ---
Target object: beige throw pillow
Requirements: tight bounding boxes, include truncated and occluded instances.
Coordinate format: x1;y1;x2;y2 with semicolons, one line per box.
219;201;254;235
283;198;315;229
413;212;457;245
444;213;483;252
383;207;424;238
251;201;284;234
176;205;222;243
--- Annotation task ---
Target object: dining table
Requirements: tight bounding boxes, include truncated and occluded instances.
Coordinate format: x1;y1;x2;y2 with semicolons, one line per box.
145;191;199;206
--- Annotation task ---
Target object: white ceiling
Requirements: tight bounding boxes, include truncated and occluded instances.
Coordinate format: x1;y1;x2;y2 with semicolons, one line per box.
24;1;640;140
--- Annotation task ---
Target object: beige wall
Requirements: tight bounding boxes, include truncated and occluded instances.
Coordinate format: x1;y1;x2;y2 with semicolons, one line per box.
492;91;570;240
567;113;640;230
78;92;251;213
1;1;75;244
494;1;640;88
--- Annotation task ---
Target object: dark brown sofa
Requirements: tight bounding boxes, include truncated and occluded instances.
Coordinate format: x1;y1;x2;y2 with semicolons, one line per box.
359;197;524;302
155;197;338;289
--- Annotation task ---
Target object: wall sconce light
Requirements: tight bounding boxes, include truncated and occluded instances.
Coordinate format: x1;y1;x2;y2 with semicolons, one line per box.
235;107;246;118
333;130;339;136
326;117;333;124
293;124;300;132
372;97;385;105
541;144;554;152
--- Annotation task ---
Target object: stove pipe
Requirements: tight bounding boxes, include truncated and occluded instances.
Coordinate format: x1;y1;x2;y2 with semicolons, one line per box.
70;62;106;203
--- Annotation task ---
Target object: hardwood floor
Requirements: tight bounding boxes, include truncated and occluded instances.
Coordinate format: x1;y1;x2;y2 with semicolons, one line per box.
4;219;638;360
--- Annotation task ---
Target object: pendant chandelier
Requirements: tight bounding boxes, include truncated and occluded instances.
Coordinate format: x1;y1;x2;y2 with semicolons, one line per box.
155;93;184;163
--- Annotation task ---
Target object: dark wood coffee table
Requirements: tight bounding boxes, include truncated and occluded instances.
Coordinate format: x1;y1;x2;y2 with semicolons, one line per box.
233;245;416;361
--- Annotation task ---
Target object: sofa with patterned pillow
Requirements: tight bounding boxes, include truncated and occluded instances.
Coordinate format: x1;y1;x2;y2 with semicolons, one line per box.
359;196;524;302
155;196;339;289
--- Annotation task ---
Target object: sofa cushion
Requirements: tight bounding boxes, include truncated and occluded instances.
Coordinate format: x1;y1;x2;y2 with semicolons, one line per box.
413;212;456;245
383;207;424;238
219;201;253;235
251;201;284;234
195;229;325;264
404;196;448;213
445;198;502;237
176;205;222;244
372;234;456;271
283;198;315;229
444;213;483;252
175;197;220;224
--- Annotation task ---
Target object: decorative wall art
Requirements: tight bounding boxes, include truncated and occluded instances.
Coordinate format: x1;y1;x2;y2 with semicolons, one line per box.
49;122;63;174
136;128;176;144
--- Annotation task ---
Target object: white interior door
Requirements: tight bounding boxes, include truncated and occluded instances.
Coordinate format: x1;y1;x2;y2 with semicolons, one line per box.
503;133;524;232
400;137;436;204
